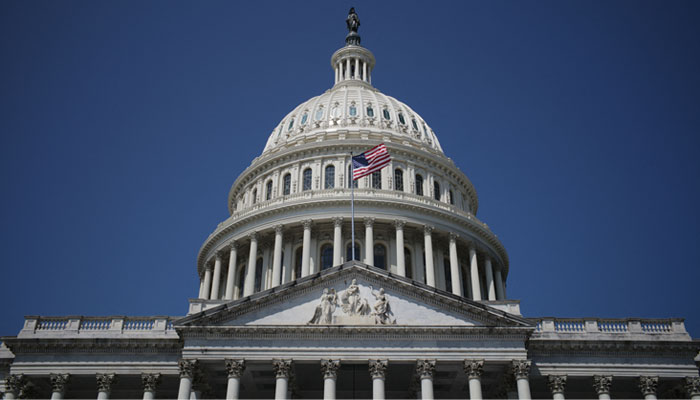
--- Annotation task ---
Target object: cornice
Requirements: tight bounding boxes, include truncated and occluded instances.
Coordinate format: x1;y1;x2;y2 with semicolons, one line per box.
528;339;699;358
2;338;183;355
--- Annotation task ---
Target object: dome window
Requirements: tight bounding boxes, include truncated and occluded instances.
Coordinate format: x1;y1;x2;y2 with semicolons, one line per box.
434;181;441;201
412;119;419;131
325;165;335;189
371;170;382;189
320;244;333;270
422;124;428;136
398;113;406;125
266;180;273;201
394;168;404;191
366;106;374;118
415;174;424;196
331;105;340;118
382;109;391;120
283;174;291;196
349;105;357;116
287;119;294;131
302;168;312;191
252;188;257;204
315;108;324;121
301;113;308;125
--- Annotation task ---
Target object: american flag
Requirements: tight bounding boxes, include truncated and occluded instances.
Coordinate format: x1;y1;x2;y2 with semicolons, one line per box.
352;143;391;180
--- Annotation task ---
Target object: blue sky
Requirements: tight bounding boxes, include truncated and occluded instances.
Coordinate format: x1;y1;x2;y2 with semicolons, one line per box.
1;1;699;336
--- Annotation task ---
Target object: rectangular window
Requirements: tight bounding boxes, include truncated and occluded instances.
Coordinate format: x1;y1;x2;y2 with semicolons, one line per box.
372;171;382;189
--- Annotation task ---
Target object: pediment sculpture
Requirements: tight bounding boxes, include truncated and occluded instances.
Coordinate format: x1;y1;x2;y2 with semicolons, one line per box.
308;279;396;325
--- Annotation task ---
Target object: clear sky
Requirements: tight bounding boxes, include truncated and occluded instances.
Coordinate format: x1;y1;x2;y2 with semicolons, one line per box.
1;1;699;337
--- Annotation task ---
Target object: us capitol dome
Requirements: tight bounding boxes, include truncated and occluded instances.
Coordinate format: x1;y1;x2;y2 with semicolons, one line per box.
1;8;698;400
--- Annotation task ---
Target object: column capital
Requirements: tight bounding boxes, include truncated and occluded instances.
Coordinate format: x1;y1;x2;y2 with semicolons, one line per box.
248;231;258;241
333;217;344;227
204;264;213;272
463;360;483;379
686;376;700;398
272;359;293;378
394;219;406;230
228;240;237;250
449;232;459;242
369;359;388;379
423;225;434;235
321;359;341;379
302;219;313;230
547;375;567;395
225;359;246;378
179;359;198;379
141;373;161;392
639;376;658;397
96;373;117;392
364;217;375;227
49;373;70;393
5;374;27;396
511;360;531;379
468;242;477;253
416;359;436;379
214;252;223;262
593;375;613;395
274;224;284;235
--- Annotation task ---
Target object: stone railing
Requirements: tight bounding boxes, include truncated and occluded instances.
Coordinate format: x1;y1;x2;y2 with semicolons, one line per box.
19;316;180;339
531;317;689;339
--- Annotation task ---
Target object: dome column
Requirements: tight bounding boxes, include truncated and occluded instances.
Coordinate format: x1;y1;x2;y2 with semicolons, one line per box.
271;225;284;287
301;220;312;277
333;217;343;266
448;233;463;296
210;253;223;300
345;59;351;82
469;245;482;301
484;256;496;301
395;220;406;276
243;232;258;297
494;267;505;300
224;241;238;300
365;217;375;266
423;226;436;287
201;265;213;300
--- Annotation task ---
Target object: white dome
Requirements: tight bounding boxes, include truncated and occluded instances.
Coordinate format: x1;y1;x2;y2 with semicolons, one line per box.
262;80;444;155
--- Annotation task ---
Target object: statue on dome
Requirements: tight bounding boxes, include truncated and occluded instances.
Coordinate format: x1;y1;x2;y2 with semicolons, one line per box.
346;8;360;33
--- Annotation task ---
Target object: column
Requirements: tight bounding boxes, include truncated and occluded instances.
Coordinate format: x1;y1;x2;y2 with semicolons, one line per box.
369;360;388;400
178;360;197;400
225;242;238;300
261;245;271;290
354;58;360;79
333;217;343;266
272;225;284;287
512;360;531;400
593;375;613;400
448;233;463;296
321;359;340;400
363;62;368;82
243;232;258;296
395;220;406;276
484;256;496;301
50;373;70;400
96;373;116;400
3;374;26;400
201;265;213;300
141;373;161;400
547;375;567;400
335;65;339;84
301;220;312;277
210;253;223;300
225;359;245;400
469;245;482;301
639;376;658;400
416;360;435;400
686;377;700;400
272;359;292;400
423;226;436;287
198;278;205;299
365;217;375;265
463;360;483;400
345;59;351;81
494;267;505;300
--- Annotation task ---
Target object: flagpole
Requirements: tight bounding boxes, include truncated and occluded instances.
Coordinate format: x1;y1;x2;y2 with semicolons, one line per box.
350;151;356;261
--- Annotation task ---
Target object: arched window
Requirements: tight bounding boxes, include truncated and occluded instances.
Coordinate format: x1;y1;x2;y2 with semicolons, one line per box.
302;168;312;191
444;258;452;293
347;165;358;188
266;180;273;201
283;173;291;195
254;257;263;292
371;170;382;189
415;174;424;196
252;188;257;204
374;244;387;270
449;189;454;205
325;165;335;189
404;248;413;279
394;168;404;191
320;244;333;270
434;181;441;201
346;242;361;261
294;247;303;280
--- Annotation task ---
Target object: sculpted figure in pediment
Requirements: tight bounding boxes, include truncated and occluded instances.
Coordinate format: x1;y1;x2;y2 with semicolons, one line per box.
308;288;338;325
340;279;370;316
370;287;396;325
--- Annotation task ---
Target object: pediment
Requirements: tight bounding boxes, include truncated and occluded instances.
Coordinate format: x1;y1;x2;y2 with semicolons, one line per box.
177;263;531;329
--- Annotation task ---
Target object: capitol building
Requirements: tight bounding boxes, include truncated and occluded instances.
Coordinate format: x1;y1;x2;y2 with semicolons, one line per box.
1;9;699;400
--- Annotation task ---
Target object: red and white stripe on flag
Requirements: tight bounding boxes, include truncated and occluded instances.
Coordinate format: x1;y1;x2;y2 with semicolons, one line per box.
352;143;391;180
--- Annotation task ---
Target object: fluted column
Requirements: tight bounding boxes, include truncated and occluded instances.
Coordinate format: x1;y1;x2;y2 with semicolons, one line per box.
321;359;340;400
423;226;436;287
469;245;482;300
416;360;436;400
272;225;284;287
355;58;360;79
512;360;531;400
365;217;375;265
273;359;292;400
225;242;238;300
333;217;343;266
484;256;496;301
639;376;658;400
96;373;116;400
345;58;351;81
201;266;213;300
593;375;613;400
225;359;245;400
301;220;312;277
395;220;406;276
178;360;197;400
463;360;483;400
548;375;567;400
4;374;26;400
686;377;700;400
494;267;505;300
243;232;258;296
448;233;463;296
369;360;388;400
50;373;70;400
363;62;368;82
141;373;161;400
210;253;223;300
